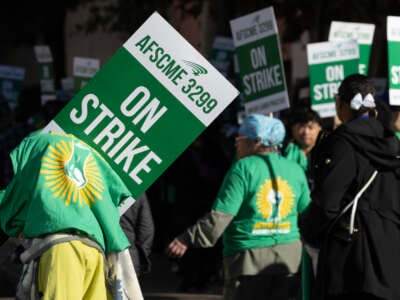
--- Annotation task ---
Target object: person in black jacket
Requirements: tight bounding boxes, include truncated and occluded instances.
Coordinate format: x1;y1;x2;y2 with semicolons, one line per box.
299;74;400;300
120;193;155;277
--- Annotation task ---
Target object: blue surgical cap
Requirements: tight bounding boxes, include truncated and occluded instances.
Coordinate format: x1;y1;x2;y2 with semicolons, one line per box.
238;114;285;147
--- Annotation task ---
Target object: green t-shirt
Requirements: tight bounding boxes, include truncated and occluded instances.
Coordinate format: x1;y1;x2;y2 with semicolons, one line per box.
0;131;132;253
284;142;308;171
212;153;310;256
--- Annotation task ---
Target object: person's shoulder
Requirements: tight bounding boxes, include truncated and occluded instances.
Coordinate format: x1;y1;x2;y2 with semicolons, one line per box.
311;127;355;171
228;155;265;175
10;130;45;154
242;153;302;170
314;127;352;154
21;130;66;145
283;141;298;151
236;154;265;167
273;153;308;175
228;156;248;174
17;129;45;143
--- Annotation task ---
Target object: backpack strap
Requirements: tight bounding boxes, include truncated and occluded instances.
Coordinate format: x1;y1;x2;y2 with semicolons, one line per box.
333;170;378;236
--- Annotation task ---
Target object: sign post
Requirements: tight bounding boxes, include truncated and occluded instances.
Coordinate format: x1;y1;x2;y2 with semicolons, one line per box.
43;12;239;210
230;7;289;115
307;40;359;118
329;21;375;75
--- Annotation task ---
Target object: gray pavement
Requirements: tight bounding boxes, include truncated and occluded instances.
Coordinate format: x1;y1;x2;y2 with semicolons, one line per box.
141;252;223;299
144;294;222;300
0;242;223;300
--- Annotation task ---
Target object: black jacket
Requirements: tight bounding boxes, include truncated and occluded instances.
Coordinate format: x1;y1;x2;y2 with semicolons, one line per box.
299;117;400;300
120;193;155;276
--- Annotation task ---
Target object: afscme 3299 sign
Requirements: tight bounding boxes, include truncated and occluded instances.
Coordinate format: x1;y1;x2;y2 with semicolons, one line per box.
44;12;239;201
69;85;164;185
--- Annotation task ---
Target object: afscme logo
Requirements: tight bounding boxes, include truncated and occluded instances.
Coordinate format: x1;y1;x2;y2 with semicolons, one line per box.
182;60;208;76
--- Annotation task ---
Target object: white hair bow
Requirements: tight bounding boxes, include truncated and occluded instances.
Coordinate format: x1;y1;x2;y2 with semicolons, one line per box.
350;93;376;110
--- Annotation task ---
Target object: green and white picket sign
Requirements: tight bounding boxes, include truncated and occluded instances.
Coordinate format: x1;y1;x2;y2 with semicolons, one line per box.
329;21;375;75
34;45;56;105
307;40;359;118
209;36;234;77
0;65;25;110
230;6;289;115
387;16;400;105
42;11;239;212
73;57;100;94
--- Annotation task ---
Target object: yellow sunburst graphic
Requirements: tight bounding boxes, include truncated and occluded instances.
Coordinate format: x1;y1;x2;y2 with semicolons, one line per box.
256;176;295;220
40;139;104;207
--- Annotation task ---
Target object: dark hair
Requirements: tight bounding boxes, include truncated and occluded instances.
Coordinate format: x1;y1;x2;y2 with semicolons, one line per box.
338;74;377;116
288;106;322;128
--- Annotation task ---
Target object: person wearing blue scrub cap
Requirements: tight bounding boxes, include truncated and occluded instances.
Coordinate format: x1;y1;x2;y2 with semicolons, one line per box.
167;113;310;300
238;113;285;147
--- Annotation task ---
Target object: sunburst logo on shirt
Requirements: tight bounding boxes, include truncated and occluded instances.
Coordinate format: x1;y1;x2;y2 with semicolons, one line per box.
40;139;104;207
256;177;294;220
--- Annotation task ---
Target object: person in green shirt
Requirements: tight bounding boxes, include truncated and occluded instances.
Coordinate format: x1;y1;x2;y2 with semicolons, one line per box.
0;130;141;299
283;107;322;300
166;114;311;300
284;107;322;185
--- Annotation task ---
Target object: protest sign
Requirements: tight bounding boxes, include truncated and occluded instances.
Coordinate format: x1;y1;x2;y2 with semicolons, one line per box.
34;45;56;105
329;21;375;75
209;36;234;77
43;12;239;211
230;6;289;115
0;65;25;109
388;16;400;105
73;57;100;94
307;40;359;118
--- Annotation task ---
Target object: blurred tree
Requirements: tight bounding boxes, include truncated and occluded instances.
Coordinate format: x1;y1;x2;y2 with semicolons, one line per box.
75;0;170;34
2;0;400;47
0;1;79;46
2;0;400;80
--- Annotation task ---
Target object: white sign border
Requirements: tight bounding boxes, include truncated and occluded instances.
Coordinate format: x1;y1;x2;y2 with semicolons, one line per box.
329;21;375;44
123;12;239;127
230;6;278;48
307;40;359;65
